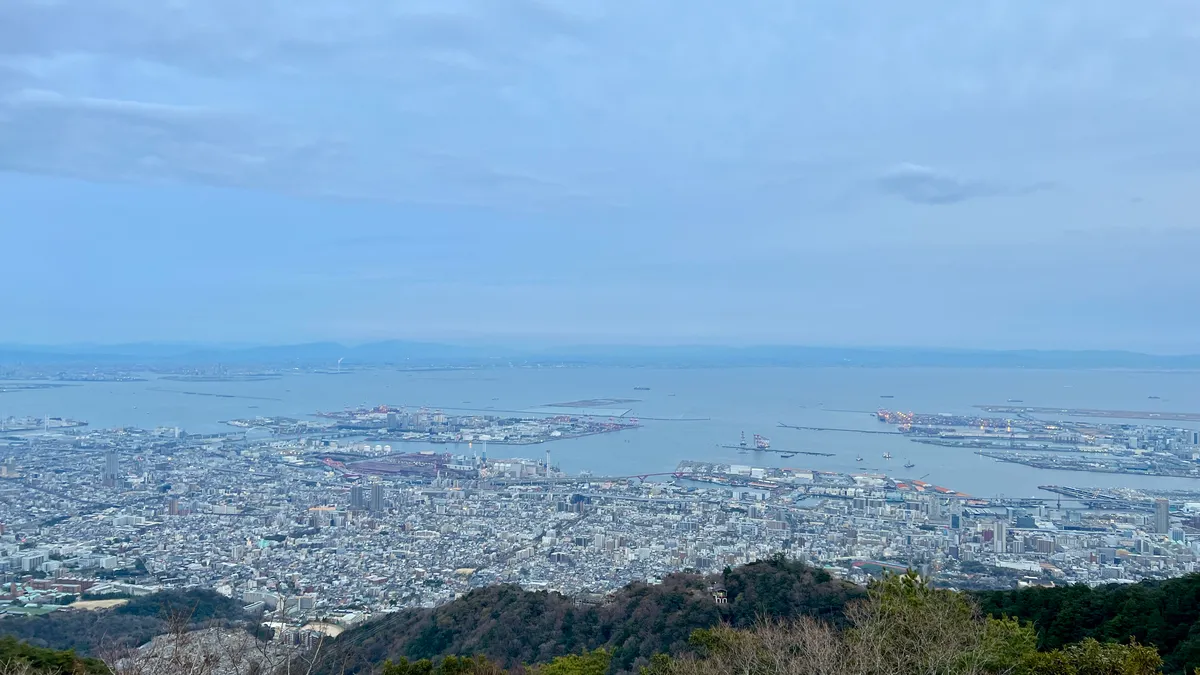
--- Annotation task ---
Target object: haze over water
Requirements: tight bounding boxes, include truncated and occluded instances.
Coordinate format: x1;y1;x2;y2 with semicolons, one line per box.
5;367;1200;498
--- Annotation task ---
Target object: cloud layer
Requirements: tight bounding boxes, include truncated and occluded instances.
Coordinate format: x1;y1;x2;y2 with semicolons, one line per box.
2;0;1199;210
3;1;1200;348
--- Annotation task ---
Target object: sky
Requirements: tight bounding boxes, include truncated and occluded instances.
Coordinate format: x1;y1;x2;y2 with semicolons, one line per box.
2;1;1200;351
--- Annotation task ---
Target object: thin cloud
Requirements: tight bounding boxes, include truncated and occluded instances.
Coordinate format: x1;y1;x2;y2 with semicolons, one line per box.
875;163;994;205
0;89;595;209
0;89;339;191
875;163;1057;205
0;0;592;75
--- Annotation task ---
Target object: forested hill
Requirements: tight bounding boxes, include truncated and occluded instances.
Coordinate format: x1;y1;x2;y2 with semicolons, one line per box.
316;557;862;675
978;573;1200;674
9;565;1200;675
0;589;249;655
0;635;107;675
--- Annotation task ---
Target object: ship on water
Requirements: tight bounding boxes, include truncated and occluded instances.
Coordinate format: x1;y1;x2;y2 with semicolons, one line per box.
904;460;915;469
736;431;771;450
882;452;892;460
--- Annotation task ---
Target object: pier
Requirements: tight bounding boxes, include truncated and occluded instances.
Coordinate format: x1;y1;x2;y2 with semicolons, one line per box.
1037;485;1155;511
715;441;830;456
977;404;1200;422
777;422;899;436
978;451;1200;480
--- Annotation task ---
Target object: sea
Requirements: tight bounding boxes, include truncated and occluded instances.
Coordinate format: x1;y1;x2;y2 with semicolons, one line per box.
4;366;1200;499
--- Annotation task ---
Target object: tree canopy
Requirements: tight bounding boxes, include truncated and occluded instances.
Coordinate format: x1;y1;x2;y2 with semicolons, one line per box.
317;556;862;675
978;573;1200;674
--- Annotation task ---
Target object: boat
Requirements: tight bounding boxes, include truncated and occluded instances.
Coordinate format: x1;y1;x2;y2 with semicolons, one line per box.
904;461;915;469
855;455;864;462
880;395;894;399
882;452;892;460
1007;398;1024;403
634;387;651;391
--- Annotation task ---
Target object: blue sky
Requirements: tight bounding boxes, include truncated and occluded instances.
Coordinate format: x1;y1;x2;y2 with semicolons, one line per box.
2;1;1199;350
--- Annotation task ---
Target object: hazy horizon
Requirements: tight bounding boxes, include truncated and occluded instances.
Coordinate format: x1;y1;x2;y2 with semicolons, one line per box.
7;333;1200;355
7;340;1200;371
4;1;1200;350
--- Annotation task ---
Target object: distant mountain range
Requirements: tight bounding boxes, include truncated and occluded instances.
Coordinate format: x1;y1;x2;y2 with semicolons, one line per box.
2;341;1200;369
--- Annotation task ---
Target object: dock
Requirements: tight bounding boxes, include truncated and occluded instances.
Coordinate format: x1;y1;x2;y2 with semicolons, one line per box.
1038;485;1155;511
778;422;899;436
976;405;1200;422
719;445;834;457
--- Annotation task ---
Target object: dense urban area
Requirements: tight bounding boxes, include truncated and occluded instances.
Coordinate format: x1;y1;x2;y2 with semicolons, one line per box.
3;397;1200;656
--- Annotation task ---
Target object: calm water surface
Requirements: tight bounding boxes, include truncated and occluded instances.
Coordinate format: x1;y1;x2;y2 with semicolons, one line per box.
4;367;1200;498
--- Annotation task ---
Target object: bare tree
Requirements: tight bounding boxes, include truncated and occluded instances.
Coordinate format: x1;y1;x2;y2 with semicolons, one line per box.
649;571;1039;675
100;606;325;675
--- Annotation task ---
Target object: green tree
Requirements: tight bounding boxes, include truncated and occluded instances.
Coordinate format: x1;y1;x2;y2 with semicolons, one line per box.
1021;638;1161;675
533;649;611;675
382;655;505;675
0;635;108;675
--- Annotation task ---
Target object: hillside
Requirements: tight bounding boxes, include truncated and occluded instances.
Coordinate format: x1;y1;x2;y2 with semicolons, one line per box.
316;556;861;674
7;565;1200;675
323;571;1170;675
0;635;107;675
978;573;1200;674
0;589;250;655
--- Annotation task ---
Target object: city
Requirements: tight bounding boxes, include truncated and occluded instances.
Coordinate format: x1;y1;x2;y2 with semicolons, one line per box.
3;402;1200;645
4;1;1200;671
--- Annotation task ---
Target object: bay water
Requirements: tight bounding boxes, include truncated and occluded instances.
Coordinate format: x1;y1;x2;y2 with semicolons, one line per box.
4;366;1200;498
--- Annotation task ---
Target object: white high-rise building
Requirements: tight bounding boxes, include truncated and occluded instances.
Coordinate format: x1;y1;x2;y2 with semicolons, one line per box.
993;520;1008;554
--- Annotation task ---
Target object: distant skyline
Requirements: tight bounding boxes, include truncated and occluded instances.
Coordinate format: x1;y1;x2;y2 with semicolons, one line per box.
3;1;1200;351
6;340;1200;369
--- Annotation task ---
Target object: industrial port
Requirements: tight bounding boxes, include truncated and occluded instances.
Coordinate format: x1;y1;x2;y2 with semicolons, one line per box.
773;407;1200;480
226;404;639;446
871;408;1200;479
976;404;1200;422
717;431;835;458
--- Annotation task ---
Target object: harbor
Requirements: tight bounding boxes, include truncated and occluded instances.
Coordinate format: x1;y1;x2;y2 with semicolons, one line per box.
674;459;968;500
976;404;1200;422
777;422;899;436
978;450;1200;479
227;404;640;446
717;431;834;458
